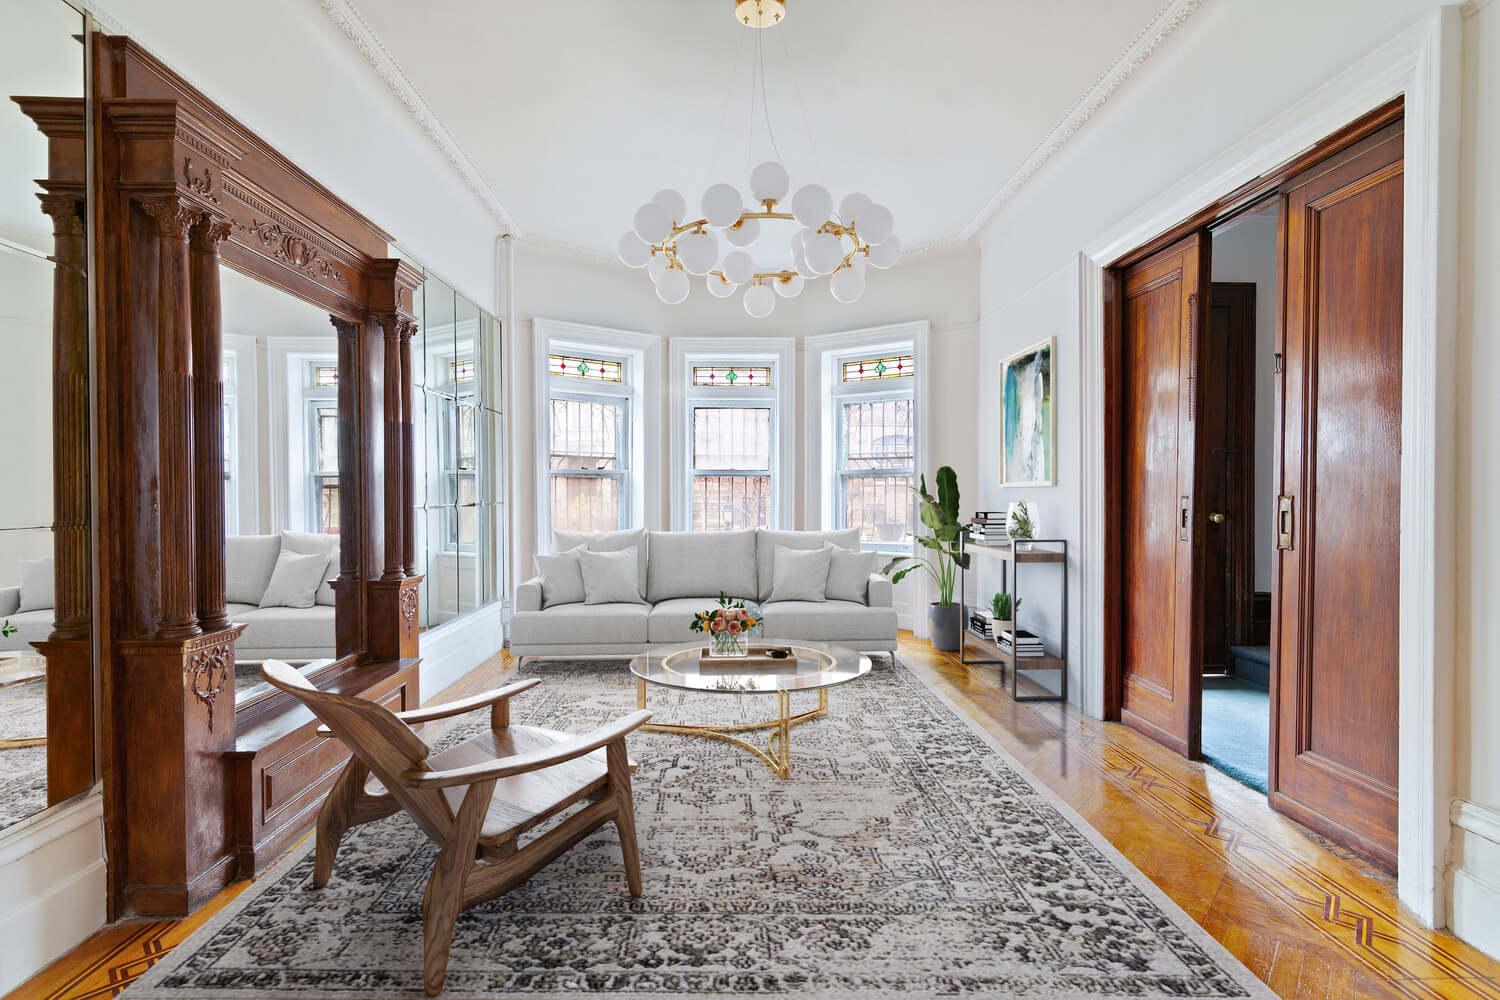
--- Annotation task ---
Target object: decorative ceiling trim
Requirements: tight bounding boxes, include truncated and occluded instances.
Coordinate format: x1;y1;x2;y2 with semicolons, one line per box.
957;0;1207;241
318;0;520;236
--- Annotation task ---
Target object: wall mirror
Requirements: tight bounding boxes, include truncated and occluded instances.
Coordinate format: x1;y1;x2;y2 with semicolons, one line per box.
220;264;340;708
0;0;92;832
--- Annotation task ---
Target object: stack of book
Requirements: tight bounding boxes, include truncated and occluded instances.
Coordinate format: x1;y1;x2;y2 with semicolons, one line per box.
969;511;1010;546
967;606;995;639
998;629;1046;658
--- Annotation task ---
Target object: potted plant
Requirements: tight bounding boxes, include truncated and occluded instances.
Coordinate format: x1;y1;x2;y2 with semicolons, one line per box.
990;591;1021;636
1008;500;1036;551
884;466;971;651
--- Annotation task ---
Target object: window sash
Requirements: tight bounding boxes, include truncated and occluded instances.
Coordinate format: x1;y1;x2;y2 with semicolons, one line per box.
835;391;915;551
547;389;630;534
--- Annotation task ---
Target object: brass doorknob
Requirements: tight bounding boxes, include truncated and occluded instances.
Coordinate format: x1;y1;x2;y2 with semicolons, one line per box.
1209;513;1226;524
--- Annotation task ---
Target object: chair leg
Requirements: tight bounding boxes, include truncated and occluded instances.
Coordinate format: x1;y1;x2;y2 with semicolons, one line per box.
421;779;493;997
314;757;367;888
606;740;643;897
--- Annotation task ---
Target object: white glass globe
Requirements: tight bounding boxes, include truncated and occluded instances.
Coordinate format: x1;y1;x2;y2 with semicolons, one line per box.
743;282;776;318
829;266;865;304
633;202;672;244
789;228;808;258
722;250;755;286
618;231;651;269
868;234;902;269
701;183;744;228
774;273;805;298
656;268;690;305
790;184;833;229
651;188;687;225
706;272;738;298
839;191;871;224
794;249;819;280
749;161;790;202
724;217;760;247
850;252;868;279
676;230;719;275
856;203;894;245
646;253;671;283
805;232;845;275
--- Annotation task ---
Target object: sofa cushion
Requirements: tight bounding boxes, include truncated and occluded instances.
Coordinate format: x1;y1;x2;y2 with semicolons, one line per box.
0;585;19;618
761;600;898;643
280;531;339;606
226;534;282;605
509;602;648;646
767;545;832;603
754;529;859;602
826;546;882;604
0;608;53;651
17;557;54;613
534;547;586;608
646;597;757;644
647;530;757;603
259;550;328;609
580;547;645;605
553;528;648;594
235;604;337;651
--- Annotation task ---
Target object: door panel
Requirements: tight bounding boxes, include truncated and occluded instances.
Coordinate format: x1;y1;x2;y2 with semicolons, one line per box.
1273;124;1402;868
1118;232;1209;756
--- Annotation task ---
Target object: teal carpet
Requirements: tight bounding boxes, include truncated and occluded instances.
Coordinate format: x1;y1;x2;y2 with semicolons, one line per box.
1201;675;1269;794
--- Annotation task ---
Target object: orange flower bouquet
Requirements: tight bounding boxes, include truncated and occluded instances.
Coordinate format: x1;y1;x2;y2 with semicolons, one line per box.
690;591;762;657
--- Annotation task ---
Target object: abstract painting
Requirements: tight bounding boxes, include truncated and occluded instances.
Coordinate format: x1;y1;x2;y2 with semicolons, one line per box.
1001;337;1055;486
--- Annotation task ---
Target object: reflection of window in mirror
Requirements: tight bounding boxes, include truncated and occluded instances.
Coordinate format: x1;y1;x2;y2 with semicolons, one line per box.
304;362;339;535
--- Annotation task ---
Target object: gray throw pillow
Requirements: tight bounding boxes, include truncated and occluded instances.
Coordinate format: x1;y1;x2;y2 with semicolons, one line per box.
17;557;54;612
767;544;832;603
259;550;330;609
579;546;645;605
534;547;586;608
826;545;882;604
280;531;340;606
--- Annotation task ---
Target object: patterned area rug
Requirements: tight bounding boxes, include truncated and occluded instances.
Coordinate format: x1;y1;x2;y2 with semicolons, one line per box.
127;657;1273;999
0;675;47;831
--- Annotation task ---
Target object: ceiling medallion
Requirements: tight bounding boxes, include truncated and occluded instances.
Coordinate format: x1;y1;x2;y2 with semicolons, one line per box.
616;1;902;318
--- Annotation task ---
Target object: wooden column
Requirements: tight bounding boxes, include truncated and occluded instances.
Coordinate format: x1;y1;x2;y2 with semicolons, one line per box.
378;315;405;581
190;216;233;632
400;323;416;576
330;315;363;658
141;195;201;641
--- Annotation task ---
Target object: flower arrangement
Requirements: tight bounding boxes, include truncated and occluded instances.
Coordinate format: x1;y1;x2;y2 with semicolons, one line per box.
690;591;761;657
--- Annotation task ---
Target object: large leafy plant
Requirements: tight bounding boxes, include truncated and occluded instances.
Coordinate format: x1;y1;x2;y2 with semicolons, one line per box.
883;466;971;606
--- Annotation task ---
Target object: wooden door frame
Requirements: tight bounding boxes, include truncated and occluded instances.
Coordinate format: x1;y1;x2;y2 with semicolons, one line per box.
1083;8;1460;925
1208;281;1258;659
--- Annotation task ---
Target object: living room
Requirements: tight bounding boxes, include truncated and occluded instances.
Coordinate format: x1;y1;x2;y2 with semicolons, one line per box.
2;1;1499;998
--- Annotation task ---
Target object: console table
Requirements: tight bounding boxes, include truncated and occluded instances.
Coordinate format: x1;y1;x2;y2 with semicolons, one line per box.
957;535;1069;703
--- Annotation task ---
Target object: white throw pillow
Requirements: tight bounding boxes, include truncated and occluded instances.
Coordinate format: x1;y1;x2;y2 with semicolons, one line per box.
579;546;645;605
258;550;330;609
226;534;281;605
826;545;882;604
17;557;54;613
534;547;586;608
280;531;339;606
767;544;832;603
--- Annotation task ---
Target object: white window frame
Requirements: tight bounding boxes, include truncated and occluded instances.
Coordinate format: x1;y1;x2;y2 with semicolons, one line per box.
833;386;917;555
421;333;480;555
302;368;339;534
533;320;659;555
266;336;339;533
670;338;795;531
222;334;259;534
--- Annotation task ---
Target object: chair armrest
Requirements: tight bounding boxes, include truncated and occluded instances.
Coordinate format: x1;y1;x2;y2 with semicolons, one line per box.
400;709;653;788
867;573;892;608
515;575;544;613
316;677;540;737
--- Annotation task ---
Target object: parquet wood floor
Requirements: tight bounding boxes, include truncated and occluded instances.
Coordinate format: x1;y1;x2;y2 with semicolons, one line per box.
7;637;1497;1000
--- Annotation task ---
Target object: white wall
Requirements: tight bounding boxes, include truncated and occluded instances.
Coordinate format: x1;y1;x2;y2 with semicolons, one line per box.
1450;0;1500;960
0;240;55;586
510;238;980;630
975;0;1494;951
1210;208;1279;593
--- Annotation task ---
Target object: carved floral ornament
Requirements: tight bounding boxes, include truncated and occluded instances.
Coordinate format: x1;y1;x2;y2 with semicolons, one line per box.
238;217;351;288
186;636;235;731
38;192;85;236
399;585;418;631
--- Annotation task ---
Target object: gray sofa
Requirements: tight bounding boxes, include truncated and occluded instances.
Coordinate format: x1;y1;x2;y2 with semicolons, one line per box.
511;527;898;660
226;532;338;662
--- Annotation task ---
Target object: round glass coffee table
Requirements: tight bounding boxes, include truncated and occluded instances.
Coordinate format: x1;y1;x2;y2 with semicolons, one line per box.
630;642;871;778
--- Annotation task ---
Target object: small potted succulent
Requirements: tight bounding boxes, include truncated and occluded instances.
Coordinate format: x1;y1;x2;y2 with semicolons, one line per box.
990;591;1021;636
691;592;761;657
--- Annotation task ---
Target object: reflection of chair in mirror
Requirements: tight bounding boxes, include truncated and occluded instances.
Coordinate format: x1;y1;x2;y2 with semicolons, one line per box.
260;660;651;996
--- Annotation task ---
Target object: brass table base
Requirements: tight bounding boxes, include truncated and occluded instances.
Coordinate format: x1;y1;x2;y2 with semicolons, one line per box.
636;677;829;779
0;736;45;751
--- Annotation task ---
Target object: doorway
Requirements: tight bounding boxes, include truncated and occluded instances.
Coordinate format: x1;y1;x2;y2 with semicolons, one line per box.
1104;109;1405;869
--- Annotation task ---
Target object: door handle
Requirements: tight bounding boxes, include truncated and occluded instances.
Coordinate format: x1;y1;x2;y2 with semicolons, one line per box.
1209;513;1225;524
1180;496;1191;541
1277;495;1294;550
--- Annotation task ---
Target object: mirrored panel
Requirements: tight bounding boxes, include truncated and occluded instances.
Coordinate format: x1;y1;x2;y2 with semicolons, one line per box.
219;264;341;706
1;0;91;831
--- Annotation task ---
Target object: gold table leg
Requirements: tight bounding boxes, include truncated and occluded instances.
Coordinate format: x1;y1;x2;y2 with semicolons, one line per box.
638;685;828;779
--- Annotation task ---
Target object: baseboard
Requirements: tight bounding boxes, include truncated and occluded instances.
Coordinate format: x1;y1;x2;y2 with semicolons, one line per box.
1449;798;1500;959
0;791;107;994
420;600;506;695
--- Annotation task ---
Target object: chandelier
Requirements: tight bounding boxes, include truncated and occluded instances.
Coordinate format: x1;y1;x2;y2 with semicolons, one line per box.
615;1;902;318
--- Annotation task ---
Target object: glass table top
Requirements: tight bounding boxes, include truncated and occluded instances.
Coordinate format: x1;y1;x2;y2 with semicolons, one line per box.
630;642;871;695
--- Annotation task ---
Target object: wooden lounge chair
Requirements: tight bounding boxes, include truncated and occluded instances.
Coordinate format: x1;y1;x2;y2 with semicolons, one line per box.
261;660;651;995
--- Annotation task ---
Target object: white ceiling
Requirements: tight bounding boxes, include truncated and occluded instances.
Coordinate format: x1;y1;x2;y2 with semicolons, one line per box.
346;0;1171;257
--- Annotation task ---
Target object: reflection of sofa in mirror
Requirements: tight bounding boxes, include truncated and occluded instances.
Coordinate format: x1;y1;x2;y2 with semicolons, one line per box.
0;557;57;651
227;532;338;662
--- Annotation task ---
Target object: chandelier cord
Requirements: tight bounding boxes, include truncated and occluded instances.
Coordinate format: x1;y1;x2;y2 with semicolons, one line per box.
775;26;824;200
714;30;750;183
755;29;784;172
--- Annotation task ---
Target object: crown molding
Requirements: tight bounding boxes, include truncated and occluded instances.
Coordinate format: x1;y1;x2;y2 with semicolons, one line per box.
318;0;519;236
1461;0;1492;19
957;0;1206;241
